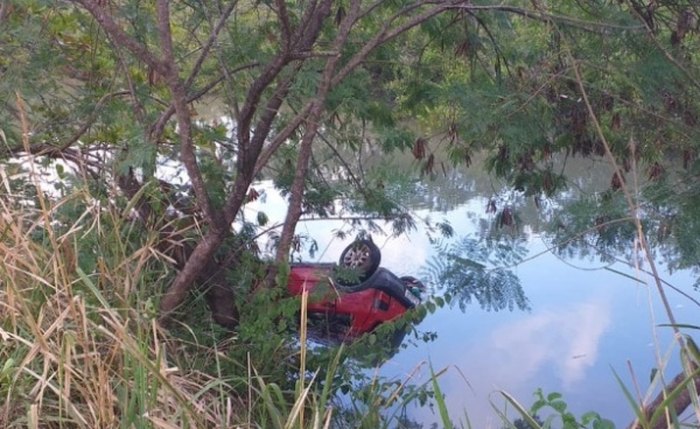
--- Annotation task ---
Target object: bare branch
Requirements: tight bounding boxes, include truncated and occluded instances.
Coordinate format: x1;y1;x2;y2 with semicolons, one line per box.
150;63;259;141
460;4;645;32
236;54;292;165
625;2;700;91
333;1;463;87
252;103;313;177
237;0;333;181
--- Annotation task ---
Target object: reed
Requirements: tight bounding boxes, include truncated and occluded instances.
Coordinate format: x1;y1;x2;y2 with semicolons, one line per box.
0;182;233;427
0;182;366;428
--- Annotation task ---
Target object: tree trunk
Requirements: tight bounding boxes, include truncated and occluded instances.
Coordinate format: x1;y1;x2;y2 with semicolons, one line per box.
273;1;359;264
158;230;224;320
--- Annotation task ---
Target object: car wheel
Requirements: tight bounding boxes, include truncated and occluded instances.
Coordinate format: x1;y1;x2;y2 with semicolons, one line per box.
337;239;381;285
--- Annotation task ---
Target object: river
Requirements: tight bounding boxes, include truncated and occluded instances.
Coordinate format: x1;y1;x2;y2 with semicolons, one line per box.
248;150;698;427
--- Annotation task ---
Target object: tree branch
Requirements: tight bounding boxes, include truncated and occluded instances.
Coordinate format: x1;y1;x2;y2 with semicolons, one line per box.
274;0;359;264
184;0;240;90
459;4;645;32
275;0;293;50
155;0;223;231
70;0;168;76
150;63;259;142
332;1;463;87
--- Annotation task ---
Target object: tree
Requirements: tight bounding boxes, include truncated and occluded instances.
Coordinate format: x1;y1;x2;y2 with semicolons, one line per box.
0;0;486;326
2;0;699;328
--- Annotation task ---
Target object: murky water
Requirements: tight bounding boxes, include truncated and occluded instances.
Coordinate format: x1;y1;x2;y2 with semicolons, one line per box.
248;154;698;427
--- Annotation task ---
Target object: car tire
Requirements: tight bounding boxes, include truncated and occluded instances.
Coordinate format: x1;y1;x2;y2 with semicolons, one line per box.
337;239;381;285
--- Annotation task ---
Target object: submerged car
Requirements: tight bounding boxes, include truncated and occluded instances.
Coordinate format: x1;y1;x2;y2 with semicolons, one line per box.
287;239;424;337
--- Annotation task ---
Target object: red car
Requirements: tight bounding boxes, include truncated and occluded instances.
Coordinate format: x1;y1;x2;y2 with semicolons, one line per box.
287;239;424;337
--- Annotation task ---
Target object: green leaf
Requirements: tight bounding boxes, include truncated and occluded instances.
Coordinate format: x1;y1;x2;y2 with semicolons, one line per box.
546;392;562;402
612;368;648;427
430;363;453;429
550;399;567;413
257;211;269;226
55;163;65;179
657;323;700;330
593;419;616;429
498;390;544;429
686;336;700;365
1;358;15;378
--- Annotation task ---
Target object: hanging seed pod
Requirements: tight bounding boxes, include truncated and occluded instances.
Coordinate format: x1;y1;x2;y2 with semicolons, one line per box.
246;188;260;203
497;145;509;163
611;112;621;130
422;153;435;176
448;122;459;140
647;162;664;181
542;170;554;195
542;142;552;161
464;154;472;167
683;149;695;169
335;5;346;26
611;171;624;190
412;137;427;160
499;207;514;228
622;155;632;173
595;215;610;232
657;218;673;242
486;199;497;214
518;153;535;172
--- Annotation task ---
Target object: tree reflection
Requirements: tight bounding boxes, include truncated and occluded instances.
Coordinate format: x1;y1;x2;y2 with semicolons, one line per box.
422;234;530;312
545;171;700;289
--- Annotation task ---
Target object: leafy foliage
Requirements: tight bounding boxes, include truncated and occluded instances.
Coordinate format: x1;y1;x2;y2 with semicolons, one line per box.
544;165;700;286
422;233;530;312
528;389;616;429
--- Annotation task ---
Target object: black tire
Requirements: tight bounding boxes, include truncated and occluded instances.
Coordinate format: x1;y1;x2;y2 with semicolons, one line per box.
337;239;381;285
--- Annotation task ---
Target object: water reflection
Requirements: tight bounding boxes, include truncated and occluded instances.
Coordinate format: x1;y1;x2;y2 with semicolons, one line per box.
486;300;612;389
251;153;699;427
422;234;530;312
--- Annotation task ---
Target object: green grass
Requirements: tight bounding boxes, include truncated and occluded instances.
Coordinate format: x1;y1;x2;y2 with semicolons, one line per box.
0;183;424;428
1;176;699;428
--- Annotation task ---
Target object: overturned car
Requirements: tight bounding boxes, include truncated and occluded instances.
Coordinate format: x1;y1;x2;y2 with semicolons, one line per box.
287;239;424;337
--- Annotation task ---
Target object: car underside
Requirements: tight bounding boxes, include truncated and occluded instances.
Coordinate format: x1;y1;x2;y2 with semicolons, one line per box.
286;239;424;337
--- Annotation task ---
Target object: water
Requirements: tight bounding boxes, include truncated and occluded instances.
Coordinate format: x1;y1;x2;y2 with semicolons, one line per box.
383;238;696;427
247;156;699;427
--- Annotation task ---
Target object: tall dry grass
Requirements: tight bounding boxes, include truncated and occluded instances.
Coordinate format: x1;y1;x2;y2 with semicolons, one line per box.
0;182;235;428
0;177;340;428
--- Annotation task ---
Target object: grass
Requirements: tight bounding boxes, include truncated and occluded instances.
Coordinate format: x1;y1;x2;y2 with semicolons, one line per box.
0;187;227;428
1;120;699;428
0;180;426;428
